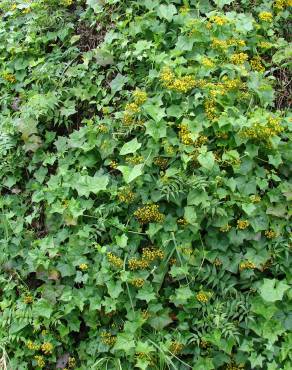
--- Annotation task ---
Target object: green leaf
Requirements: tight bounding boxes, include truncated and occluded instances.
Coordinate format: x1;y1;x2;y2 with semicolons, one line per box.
110;73;128;94
214;0;234;8
148;311;172;330
198;152;215;170
33;299;53;319
73;174;109;197
157;4;177;22
259;279;290;302
114;333;135;351
120;138;141;155
117;164;144;184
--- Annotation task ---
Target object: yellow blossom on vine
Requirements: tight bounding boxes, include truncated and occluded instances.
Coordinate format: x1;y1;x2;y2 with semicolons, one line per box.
211;38;229;50
131;278;145;288
79;263;88;271
154;157;168;169
118;187;136;203
34;355;45;368
259;12;273;22
250;56;265;72
100;332;116;346
209;15;228;26
237;220;250;230
24;295;33;304
230;53;248;65
68;357;76;368
2;72;16;83
258;41;273;49
250;195;261;203
169;341;184;354
265;229;278;239
239;260;256;271
134;204;165;224
129;257;149;270
107;252;123;268
27;340;40;351
41;342;53;355
241;117;283;141
196;291;211;303
204;99;217;121
133;90;147;105
179;5;190;14
202;57;215;68
178;124;193;145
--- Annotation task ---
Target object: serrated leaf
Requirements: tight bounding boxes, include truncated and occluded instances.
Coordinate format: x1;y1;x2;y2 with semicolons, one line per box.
198;152;215;170
157;4;177;22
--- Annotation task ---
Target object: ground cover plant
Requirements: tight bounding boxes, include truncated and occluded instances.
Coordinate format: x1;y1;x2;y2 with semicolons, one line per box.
0;0;291;369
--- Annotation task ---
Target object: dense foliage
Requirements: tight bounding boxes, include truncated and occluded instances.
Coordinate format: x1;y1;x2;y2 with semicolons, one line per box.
0;0;291;369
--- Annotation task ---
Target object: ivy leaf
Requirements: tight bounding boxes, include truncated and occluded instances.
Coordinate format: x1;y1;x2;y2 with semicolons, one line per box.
198;152;215;170
259;279;290;302
148;311;172;330
114;333;135;351
73;174;109;197
157;4;177;22
33;299;53;319
110;73;128;94
136;284;156;302
120;138;141;155
117;164;143;184
106;280;123;299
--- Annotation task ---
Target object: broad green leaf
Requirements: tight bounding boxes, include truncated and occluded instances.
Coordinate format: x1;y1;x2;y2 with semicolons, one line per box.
117;164;143;183
259;279;290;302
33;299;53;319
120;138;141;155
198;152;215;170
73;174;109;197
214;0;234;8
114;333;135;351
110;73;128;94
157;4;177;22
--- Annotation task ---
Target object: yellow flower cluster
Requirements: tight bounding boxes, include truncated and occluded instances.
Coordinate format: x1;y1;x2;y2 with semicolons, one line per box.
142;309;151;320
241;117;284;141
62;0;73;6
250;195;261;203
195;135;208;147
128;247;164;270
200;340;210;349
258;41;273;49
237;220;250;230
178;124;193;145
196;291;211;303
265;230;277;239
239;260;256;271
123;90;147;125
107;252;123;269
213;258;222;267
2;72;16;83
259;12;273;22
100;332;116;346
109;160;118;169
202;57;215;68
154;157;168;169
134;204;165;224
220;224;231;232
68;357;76;368
250;56;265;72
79;263;88;271
211;38;245;51
204;99;217;121
34;356;45;368
125;155;144;165
97;124;108;133
118;187;136;203
27;340;40;351
274;0;292;10
131;278;145;288
169;341;184;354
208;15;228;26
41;342;53;355
133;90;147;105
160;67;196;93
179;5;190;14
24;295;33;304
227;363;245;370
230;53;248;65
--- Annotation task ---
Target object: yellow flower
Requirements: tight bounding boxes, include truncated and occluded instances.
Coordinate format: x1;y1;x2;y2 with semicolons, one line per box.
79;263;88;271
34;356;45;368
131;278;145;288
178;124;193;145
265;230;278;239
27;340;40;351
209;15;228;26
250;56;265;72
259;12;273;22
134;204;165;224
133;90;147;105
118;187;136;203
196;291;211;303
237;220;250;230
2;73;16;83
24;295;33;304
202;57;215;68
239;260;256;271
204;99;217;121
100;332;116;346
107;252;123;269
220;224;231;232
169;341;184;354
230;53;248;65
41;342;53;355
250;195;261;203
